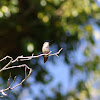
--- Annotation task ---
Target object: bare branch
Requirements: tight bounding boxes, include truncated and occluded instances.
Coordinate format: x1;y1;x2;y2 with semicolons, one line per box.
8;73;12;87
0;64;32;97
9;76;17;88
0;56;13;62
49;48;63;57
19;48;63;61
0;48;63;97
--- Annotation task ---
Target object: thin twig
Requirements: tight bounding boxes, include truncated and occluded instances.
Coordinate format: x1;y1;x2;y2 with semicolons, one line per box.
8;73;11;87
19;48;63;61
25;66;27;78
0;56;13;62
0;64;32;97
9;76;17;89
0;48;63;97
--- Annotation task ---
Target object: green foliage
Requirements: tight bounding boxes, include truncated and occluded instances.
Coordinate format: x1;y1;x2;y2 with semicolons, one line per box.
0;0;100;99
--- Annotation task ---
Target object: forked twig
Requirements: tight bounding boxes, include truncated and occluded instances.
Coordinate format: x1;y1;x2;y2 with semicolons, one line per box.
0;64;32;97
0;48;63;97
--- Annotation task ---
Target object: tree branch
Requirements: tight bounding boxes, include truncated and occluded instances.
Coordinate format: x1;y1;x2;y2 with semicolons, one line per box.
0;64;32;97
0;48;63;97
18;48;63;61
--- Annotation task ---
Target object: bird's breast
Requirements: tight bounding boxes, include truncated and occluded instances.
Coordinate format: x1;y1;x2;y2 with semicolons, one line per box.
42;47;50;54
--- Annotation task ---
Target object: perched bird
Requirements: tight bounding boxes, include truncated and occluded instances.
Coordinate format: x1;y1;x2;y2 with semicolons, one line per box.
42;42;50;63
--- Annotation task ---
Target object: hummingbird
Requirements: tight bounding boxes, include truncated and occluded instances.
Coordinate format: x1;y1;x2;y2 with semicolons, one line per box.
42;42;50;63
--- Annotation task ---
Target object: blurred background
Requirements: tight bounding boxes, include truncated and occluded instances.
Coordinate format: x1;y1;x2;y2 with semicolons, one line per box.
0;0;100;100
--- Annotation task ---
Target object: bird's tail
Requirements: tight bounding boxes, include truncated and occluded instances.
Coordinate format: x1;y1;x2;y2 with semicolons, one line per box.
44;56;48;63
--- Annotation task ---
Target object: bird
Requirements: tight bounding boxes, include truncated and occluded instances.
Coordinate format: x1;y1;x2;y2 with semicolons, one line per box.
42;42;50;63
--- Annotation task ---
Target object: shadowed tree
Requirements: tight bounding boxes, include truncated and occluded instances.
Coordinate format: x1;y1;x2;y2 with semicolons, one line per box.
0;0;100;99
